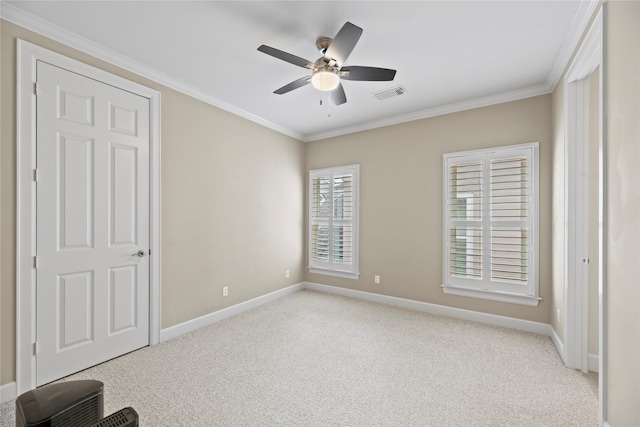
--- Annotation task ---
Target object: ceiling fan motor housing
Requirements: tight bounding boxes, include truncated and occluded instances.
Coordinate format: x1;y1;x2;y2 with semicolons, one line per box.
315;37;333;55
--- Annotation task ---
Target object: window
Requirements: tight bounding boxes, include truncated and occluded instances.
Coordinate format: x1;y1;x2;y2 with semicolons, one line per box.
442;143;539;306
309;165;359;279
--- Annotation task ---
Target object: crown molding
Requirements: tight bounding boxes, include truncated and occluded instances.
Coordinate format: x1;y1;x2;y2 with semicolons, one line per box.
307;0;599;142
2;1;597;144
0;2;305;142
545;0;600;91
305;82;553;142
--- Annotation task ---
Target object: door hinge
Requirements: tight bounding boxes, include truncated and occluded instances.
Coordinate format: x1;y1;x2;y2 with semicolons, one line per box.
34;82;39;96
33;342;38;356
33;169;39;182
582;258;590;264
148;249;151;256
33;256;39;269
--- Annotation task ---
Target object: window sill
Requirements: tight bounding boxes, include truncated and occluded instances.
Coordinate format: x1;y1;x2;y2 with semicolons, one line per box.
442;285;541;306
308;267;360;280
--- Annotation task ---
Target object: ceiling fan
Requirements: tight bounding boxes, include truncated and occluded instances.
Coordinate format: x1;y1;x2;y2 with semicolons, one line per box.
257;21;397;106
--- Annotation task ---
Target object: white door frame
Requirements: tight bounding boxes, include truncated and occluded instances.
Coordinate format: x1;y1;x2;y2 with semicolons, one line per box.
16;40;161;394
563;6;606;423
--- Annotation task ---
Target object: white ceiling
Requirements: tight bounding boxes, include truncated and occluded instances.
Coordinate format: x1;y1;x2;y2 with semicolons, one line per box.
3;1;596;141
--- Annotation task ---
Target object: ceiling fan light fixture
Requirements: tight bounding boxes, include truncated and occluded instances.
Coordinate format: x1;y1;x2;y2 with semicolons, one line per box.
311;68;340;92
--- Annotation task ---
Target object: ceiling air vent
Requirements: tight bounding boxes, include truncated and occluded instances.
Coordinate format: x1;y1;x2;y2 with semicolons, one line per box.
373;85;407;101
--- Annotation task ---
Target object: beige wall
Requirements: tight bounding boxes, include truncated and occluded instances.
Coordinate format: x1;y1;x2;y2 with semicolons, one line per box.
306;95;553;323
0;19;16;387
605;1;640;424
159;89;305;327
0;20;306;385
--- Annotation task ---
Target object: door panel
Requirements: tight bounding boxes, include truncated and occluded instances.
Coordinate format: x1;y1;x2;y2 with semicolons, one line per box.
57;271;94;350
109;143;138;246
109;103;138;136
58;133;94;250
108;265;137;334
57;87;94;126
36;60;150;386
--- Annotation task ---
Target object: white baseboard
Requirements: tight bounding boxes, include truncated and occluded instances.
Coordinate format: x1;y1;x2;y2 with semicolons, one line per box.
548;327;599;372
156;281;596;375
160;280;553;350
588;353;599;373
160;282;305;342
550;327;565;363
1;381;17;404
304;282;551;336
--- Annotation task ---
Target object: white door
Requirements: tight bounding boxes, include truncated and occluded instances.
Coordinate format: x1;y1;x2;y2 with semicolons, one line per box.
36;60;150;386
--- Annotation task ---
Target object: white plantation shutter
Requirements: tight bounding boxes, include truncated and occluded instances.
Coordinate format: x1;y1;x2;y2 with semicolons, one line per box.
443;144;539;305
448;160;483;281
490;156;529;284
331;173;354;265
311;177;331;262
309;165;359;278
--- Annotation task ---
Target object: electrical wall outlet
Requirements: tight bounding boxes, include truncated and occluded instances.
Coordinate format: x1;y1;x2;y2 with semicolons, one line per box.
374;275;380;284
222;286;228;297
285;270;290;278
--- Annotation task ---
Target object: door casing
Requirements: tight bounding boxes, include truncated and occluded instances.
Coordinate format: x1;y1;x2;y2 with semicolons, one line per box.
16;39;161;394
563;6;606;424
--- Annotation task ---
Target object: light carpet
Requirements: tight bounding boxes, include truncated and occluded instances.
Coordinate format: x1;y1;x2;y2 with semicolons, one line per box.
1;289;598;426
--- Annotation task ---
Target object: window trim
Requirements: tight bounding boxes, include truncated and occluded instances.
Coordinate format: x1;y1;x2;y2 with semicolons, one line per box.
308;164;360;280
442;142;540;306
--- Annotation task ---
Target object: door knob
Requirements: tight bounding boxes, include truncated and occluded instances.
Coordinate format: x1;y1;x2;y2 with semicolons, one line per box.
133;250;147;257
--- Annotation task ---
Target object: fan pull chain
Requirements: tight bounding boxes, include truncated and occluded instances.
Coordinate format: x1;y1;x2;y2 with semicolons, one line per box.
319;93;332;118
